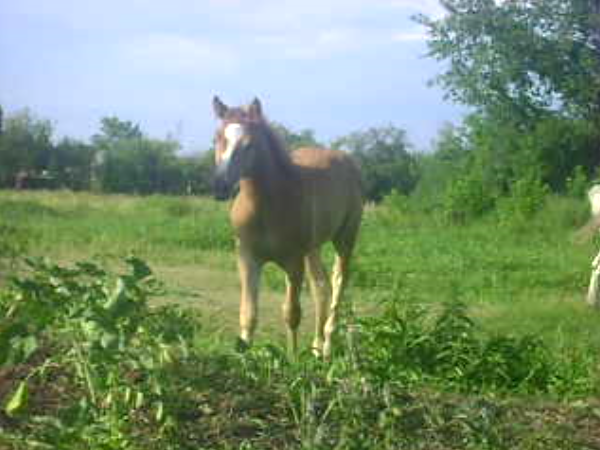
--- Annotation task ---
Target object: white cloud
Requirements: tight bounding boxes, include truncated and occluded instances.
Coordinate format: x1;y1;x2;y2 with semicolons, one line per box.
392;29;428;43
5;0;438;64
122;33;237;75
262;28;365;59
386;0;445;18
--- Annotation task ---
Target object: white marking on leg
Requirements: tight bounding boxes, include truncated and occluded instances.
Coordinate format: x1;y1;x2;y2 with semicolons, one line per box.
306;251;330;356
238;250;261;344
323;257;345;359
587;249;600;307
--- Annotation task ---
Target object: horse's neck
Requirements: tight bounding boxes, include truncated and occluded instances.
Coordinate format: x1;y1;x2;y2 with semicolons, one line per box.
240;146;301;212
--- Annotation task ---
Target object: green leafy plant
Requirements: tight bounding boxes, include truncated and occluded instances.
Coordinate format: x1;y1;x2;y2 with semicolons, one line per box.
498;171;549;226
0;256;200;448
443;169;496;223
0;222;29;273
358;299;595;396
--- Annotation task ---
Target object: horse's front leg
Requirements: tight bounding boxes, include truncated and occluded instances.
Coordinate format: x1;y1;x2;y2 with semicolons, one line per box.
238;247;262;349
283;259;305;357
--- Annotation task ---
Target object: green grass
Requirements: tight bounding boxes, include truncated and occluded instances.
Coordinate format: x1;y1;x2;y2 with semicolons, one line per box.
0;190;233;263
1;189;600;448
0;189;597;348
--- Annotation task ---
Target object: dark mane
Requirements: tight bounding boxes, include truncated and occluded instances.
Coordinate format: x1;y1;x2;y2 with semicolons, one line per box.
256;120;299;178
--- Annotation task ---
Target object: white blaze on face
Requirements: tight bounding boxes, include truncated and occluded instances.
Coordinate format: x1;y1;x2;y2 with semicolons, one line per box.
222;123;245;163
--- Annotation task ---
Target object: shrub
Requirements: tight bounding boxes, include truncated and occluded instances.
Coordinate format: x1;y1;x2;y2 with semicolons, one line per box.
442;170;496;223
0;256;201;448
565;165;589;199
0;222;29;273
497;171;549;227
358;299;596;396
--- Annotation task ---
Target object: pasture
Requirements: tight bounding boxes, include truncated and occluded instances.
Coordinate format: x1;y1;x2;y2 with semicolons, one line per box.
1;189;600;449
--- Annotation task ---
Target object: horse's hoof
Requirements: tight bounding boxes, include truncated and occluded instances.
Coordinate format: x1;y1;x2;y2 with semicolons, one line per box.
235;337;251;353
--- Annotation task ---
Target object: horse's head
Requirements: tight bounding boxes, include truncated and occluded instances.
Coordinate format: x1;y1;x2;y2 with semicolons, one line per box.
212;96;264;200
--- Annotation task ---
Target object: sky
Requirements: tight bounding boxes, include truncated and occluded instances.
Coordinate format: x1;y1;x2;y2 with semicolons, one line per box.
0;0;465;153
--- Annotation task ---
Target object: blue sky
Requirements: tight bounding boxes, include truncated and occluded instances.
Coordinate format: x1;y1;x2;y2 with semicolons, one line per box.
0;0;465;152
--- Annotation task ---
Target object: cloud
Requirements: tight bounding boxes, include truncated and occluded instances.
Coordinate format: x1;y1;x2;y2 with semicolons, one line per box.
121;33;237;75
386;0;446;18
391;29;428;43
254;28;367;60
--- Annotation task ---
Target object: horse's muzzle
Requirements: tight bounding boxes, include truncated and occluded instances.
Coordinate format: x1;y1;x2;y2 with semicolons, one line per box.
213;158;241;201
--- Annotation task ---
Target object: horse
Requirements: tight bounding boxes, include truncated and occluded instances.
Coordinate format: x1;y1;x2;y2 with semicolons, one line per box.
588;184;600;217
211;96;364;358
586;184;600;307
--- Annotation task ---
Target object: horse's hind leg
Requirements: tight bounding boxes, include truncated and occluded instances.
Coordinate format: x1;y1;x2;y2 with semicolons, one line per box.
305;249;331;356
323;219;360;359
283;259;305;356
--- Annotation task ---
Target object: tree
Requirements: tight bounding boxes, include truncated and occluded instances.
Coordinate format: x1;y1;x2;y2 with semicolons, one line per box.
92;117;142;145
0;109;54;188
92;116;195;194
420;0;600;120
419;0;600;188
333;125;418;201
270;122;321;151
50;138;96;190
412;123;470;207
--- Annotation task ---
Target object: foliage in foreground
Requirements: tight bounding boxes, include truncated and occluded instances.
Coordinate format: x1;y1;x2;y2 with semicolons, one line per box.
359;299;596;397
0;257;200;449
0;257;599;449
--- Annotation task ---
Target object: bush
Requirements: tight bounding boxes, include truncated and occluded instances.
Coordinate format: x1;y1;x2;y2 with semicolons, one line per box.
0;222;29;273
358;299;596;396
565;165;589;199
442;170;496;223
0;256;201;448
497;171;549;227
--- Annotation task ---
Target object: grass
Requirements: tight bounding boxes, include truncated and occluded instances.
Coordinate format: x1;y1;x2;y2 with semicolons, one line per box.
1;189;600;448
0;189;597;348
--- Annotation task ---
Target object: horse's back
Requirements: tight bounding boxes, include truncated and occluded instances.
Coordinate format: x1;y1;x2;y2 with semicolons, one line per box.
292;146;361;182
292;147;363;248
292;147;362;201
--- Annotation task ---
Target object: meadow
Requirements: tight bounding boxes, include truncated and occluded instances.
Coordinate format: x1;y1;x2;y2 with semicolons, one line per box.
1;189;600;449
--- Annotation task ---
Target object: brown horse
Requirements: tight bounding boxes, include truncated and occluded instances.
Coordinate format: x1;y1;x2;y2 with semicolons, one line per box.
212;96;363;357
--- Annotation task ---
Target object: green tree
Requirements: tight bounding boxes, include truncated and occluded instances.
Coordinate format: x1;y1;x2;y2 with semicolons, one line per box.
333;125;418;201
419;0;600;188
92;116;142;145
419;0;600;121
412;123;470;209
92;116;197;194
50;138;96;190
270;122;321;151
0;109;54;188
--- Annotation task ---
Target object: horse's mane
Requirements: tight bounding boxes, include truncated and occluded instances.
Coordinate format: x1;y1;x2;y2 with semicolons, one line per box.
256;120;299;178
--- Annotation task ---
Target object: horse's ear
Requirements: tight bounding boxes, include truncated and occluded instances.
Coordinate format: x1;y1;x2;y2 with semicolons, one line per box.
248;97;263;121
213;96;228;119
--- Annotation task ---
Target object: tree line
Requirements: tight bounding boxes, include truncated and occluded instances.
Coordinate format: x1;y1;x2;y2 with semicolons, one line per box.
2;0;600;206
0;110;214;195
0;106;417;200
